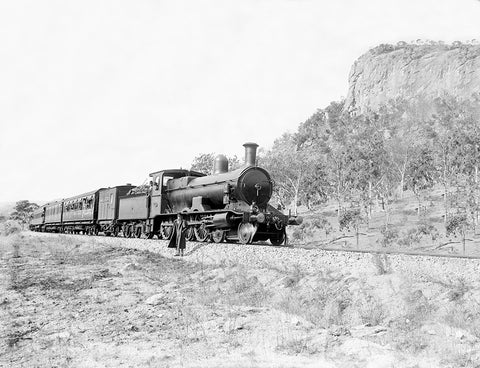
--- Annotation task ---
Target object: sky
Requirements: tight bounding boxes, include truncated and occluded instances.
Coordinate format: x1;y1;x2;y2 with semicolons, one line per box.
1;0;480;203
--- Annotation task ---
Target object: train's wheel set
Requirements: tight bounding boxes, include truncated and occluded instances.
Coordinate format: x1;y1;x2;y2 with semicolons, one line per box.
212;229;225;243
194;223;210;242
160;223;173;240
237;223;256;244
269;228;286;246
185;227;195;241
123;225;131;238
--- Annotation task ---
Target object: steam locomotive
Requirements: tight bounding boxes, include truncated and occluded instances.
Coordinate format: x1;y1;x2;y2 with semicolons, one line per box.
30;143;302;245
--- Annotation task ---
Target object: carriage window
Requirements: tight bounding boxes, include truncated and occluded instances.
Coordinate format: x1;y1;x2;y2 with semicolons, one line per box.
110;193;114;204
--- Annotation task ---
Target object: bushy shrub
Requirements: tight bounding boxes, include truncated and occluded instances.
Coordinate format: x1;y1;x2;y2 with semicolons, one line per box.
0;220;22;236
372;253;391;275
290;227;305;243
377;226;399;247
339;209;361;231
398;228;422;247
397;223;439;247
446;214;468;236
290;216;333;243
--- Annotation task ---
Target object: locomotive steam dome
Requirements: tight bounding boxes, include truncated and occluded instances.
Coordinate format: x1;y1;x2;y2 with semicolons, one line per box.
213;154;228;174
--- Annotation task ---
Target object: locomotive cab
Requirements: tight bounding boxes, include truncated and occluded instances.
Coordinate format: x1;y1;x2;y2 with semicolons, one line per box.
149;169;205;216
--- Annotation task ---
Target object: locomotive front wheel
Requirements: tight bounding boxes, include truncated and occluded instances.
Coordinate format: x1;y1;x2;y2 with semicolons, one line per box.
238;223;255;244
212;229;225;243
194;224;210;242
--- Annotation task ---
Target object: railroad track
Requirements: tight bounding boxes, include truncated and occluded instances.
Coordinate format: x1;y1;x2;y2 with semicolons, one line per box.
301;243;480;260
22;231;480;283
24;230;480;261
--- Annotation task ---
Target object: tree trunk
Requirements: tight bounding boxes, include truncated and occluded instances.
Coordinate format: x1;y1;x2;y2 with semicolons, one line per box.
443;152;448;227
416;192;422;218
368;181;372;219
475;165;479;234
443;182;448;227
399;172;405;199
337;180;342;224
355;224;359;248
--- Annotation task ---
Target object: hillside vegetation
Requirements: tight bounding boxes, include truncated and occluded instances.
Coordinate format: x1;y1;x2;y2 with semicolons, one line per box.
257;92;480;253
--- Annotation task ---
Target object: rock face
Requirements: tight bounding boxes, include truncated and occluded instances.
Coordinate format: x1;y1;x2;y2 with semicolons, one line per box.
345;43;480;113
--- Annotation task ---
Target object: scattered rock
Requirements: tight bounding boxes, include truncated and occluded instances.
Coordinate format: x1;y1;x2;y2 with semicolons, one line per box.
49;331;71;340
122;263;142;272
329;325;351;337
145;293;166;305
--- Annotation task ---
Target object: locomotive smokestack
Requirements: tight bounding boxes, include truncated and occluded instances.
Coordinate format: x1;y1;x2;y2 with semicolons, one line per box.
243;142;258;167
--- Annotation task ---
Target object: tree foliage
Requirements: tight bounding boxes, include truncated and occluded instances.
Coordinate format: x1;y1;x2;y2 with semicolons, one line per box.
188;93;480;235
260;94;480;231
191;153;241;175
10;200;39;228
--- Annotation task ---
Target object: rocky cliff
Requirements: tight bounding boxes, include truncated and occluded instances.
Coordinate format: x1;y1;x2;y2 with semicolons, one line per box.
345;43;480;113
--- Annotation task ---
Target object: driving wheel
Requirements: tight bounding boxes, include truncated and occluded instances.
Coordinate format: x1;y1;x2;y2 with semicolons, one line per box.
194;223;210;242
212;229;225;243
161;224;173;240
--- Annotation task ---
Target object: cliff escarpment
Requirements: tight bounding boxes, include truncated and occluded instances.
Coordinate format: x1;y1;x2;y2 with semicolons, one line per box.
345;43;480;113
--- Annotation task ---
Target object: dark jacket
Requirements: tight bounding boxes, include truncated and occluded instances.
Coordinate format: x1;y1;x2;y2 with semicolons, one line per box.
167;219;188;249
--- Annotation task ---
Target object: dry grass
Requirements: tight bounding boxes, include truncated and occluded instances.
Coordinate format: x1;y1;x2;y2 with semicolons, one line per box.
371;253;392;275
2;232;480;367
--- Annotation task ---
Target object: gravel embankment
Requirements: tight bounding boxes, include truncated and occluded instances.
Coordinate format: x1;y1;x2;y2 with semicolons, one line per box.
26;232;480;283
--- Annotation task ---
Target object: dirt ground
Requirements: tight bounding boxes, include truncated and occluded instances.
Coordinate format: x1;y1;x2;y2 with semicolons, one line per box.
1;233;480;367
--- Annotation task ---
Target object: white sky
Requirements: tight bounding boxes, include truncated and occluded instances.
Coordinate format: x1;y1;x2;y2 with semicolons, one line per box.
1;0;480;203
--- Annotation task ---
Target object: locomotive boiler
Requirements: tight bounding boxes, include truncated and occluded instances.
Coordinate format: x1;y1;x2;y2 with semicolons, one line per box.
167;144;272;212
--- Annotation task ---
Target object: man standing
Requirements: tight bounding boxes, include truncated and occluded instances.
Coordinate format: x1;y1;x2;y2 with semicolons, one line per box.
168;213;188;256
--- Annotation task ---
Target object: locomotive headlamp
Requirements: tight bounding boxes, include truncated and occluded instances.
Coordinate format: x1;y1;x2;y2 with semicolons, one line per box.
249;212;265;223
